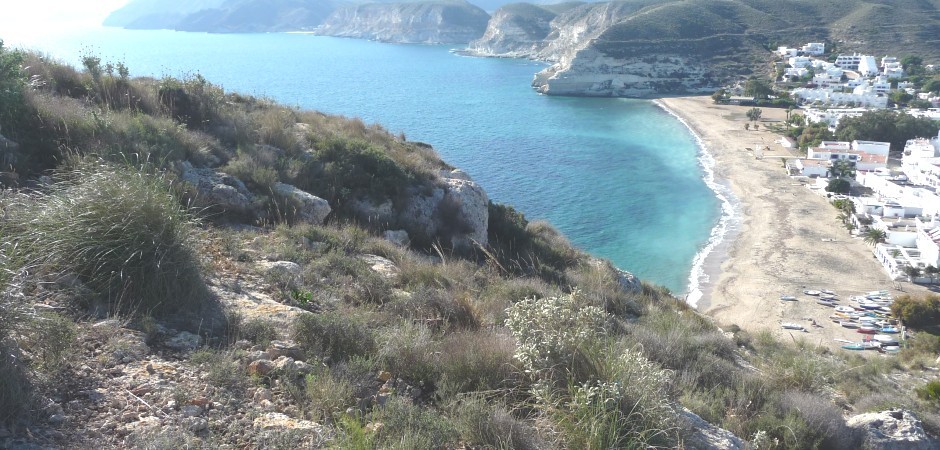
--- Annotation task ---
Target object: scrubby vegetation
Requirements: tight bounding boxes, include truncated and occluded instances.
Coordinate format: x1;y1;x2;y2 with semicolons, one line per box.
1;42;940;448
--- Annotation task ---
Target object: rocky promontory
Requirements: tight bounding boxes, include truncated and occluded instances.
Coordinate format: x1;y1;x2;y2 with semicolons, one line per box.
313;0;491;44
468;0;940;97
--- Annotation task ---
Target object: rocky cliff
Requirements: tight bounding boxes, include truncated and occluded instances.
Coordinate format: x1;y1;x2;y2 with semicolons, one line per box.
470;0;940;97
464;3;559;57
314;1;491;44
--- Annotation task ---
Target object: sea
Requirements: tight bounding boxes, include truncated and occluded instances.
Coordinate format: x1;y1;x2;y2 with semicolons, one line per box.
4;28;730;299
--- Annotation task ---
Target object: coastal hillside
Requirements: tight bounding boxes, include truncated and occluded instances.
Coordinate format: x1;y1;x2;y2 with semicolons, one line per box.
2;42;940;448
470;0;940;97
465;3;575;57
313;1;492;44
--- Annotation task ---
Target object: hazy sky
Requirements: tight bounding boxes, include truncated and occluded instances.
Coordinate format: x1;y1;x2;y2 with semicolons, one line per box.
1;0;128;38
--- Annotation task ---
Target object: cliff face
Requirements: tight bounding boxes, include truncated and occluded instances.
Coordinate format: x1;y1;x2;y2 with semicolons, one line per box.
314;1;491;44
474;0;940;98
464;4;558;57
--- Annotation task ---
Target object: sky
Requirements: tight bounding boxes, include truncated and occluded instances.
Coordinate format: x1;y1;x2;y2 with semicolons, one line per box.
0;0;128;40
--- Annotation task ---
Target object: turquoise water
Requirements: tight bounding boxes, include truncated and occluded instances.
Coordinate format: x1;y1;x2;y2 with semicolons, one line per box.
5;29;719;293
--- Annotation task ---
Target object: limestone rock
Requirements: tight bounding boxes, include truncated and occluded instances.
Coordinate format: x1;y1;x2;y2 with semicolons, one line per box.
848;409;938;449
314;1;490;44
383;229;410;247
258;261;302;278
351;197;395;226
253;412;323;433
178;161;255;215
466;3;557;58
616;269;642;293
272;182;331;224
165;331;201;351
360;254;399;280
679;407;744;450
248;359;275;377
267;341;303;360
400;174;489;251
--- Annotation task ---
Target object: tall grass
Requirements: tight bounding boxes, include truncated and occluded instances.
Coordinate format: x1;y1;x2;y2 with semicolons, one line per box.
2;160;208;315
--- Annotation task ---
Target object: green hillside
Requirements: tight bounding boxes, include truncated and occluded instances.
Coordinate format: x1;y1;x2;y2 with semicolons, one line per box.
2;41;940;448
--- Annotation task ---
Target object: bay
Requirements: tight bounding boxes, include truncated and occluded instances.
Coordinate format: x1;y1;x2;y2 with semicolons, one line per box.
5;28;719;293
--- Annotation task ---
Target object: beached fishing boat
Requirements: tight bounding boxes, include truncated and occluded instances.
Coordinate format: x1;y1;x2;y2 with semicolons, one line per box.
780;295;798;301
817;300;836;307
803;289;821;296
880;326;900;334
834;306;855;313
858;326;878;334
882;345;900;353
822;289;835;295
820;293;838;300
781;323;805;331
841;342;864;350
841;321;859;329
873;334;899;345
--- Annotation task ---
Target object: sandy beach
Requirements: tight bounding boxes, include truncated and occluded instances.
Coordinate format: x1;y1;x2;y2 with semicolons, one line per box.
659;96;929;349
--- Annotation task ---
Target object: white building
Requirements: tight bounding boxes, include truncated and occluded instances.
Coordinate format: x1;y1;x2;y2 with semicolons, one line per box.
802;108;868;128
792;87;889;108
778;47;799;57
835;53;872;70
853;140;891;155
881;56;898;67
858;55;880;77
788;56;813;69
802;42;826;55
785;67;809;78
786;158;830;177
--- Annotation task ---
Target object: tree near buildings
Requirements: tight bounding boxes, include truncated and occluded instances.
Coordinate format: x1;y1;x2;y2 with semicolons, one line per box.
744;78;773;99
826;178;851;194
863;228;887;246
835;110;940;154
745;107;762;122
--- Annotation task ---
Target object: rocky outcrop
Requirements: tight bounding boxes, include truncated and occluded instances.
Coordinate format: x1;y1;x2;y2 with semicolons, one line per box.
314;0;490;44
400;170;489;250
465;3;557;57
178;161;256;216
529;1;758;97
848;409;939;449
271;182;332;225
679;407;744;450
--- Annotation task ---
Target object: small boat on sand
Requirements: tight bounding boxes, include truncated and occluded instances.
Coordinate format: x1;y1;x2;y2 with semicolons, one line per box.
873;334;899;345
858;326;878;334
803;289;821;296
841;342;864;350
780;295;798;301
880;327;900;334
841;321;859;329
820;293;838;300
781;323;805;331
834;306;855;313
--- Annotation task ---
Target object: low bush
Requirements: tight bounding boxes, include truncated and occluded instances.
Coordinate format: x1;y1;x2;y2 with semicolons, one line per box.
369;397;459;449
452;397;546;449
377;322;440;387
301;368;354;422
3;161;209;316
437;330;517;395
293;311;375;363
189;349;248;391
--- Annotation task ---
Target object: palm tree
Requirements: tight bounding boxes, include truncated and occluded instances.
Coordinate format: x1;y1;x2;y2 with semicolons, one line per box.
863;228;887;246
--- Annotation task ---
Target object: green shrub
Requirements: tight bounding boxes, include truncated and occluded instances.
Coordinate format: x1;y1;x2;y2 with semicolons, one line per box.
3;161;208;316
916;380;940;403
370;398;458;449
377;322;440;387
302;368;354;422
452;397;546;449
891;294;940;328
293;311;375;363
505;290;608;381
8;164;208;314
189;349;247;390
437;330;517;395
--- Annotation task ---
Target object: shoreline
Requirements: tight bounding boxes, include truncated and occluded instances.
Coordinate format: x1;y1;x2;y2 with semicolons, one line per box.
653;99;741;311
657;96;928;347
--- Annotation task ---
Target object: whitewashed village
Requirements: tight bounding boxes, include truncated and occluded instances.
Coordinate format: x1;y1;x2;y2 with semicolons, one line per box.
719;42;940;351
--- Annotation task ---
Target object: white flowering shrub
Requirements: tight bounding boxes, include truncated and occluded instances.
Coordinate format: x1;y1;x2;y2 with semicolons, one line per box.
504;290;607;375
